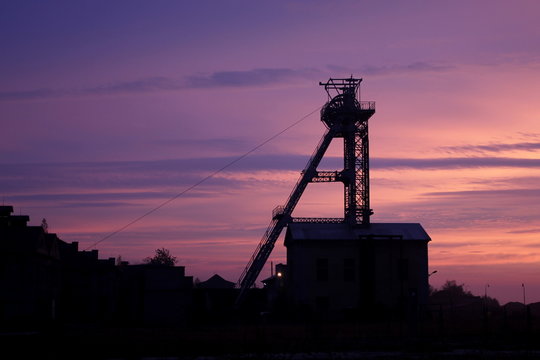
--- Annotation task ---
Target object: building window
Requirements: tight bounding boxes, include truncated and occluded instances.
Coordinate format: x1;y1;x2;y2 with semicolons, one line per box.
398;258;409;281
343;258;355;282
316;258;328;281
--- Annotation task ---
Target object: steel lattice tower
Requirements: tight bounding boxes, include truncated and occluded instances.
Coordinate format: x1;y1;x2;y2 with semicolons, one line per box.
236;77;375;306
319;78;374;225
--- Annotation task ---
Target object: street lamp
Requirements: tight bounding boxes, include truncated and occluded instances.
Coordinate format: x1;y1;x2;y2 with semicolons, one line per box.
428;270;438;277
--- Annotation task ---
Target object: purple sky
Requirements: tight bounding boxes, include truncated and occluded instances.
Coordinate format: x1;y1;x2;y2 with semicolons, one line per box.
2;1;540;304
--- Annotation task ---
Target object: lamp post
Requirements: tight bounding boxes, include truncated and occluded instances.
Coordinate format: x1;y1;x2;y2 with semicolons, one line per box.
428;270;438;277
522;283;526;305
484;284;490;299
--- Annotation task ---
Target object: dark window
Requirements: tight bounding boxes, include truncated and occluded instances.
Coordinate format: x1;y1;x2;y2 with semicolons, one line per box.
344;258;355;282
316;258;328;281
398;258;409;281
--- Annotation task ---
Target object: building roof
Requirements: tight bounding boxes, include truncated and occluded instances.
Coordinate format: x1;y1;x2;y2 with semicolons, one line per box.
198;274;235;289
286;222;431;242
0;205;14;216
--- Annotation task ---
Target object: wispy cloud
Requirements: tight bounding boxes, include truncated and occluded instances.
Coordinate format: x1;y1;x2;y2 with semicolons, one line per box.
0;88;69;101
85;77;183;94
372;156;540;170
440;142;540;155
327;62;453;77
0;63;453;101
0;77;184;101
153;137;254;155
0;68;319;101
3;154;540;194
6;191;187;207
362;62;453;75
0;155;316;195
423;188;540;198
507;228;540;235
185;68;318;88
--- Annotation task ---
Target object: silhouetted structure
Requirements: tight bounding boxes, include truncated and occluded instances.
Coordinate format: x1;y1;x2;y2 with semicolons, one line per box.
237;78;376;305
285;223;430;320
58;242;119;324
262;263;287;314
1;205;61;326
193;274;238;324
0;205;193;328
198;274;235;289
236;78;431;319
119;264;193;326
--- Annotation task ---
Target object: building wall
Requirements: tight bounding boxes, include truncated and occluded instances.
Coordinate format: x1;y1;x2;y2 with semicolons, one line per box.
286;234;429;320
58;246;120;324
1;227;61;326
119;265;193;326
287;240;361;317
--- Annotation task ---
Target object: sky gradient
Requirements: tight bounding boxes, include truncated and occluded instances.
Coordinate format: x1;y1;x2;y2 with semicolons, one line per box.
2;0;540;304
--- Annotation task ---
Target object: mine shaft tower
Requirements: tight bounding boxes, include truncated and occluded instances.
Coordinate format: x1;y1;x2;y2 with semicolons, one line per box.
236;77;375;306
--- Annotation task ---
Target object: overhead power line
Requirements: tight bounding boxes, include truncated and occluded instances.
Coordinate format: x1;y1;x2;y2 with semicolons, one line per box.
85;105;321;250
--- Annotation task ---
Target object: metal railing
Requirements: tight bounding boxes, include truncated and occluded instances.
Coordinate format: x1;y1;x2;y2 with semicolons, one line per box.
360;101;376;110
236;218;278;288
292;217;344;224
272;205;284;219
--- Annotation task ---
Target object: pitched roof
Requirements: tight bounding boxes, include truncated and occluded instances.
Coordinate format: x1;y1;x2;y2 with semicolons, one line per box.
198;274;235;289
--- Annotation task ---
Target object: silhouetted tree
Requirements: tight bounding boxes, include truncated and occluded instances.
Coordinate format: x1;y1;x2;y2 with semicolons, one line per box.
431;280;499;307
41;218;48;233
440;280;473;297
143;248;178;266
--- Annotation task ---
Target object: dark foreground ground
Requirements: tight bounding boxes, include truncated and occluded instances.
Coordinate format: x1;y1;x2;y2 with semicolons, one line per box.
2;318;540;360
